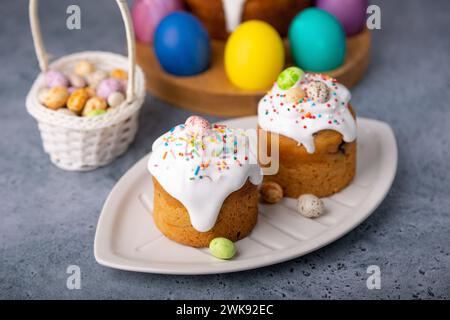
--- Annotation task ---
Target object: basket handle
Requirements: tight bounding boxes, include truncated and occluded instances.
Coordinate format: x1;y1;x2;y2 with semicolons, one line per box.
29;0;137;103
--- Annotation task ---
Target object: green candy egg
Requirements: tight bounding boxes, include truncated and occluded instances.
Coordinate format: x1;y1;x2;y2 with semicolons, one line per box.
289;8;346;72
86;109;107;117
209;237;236;260
277;66;304;90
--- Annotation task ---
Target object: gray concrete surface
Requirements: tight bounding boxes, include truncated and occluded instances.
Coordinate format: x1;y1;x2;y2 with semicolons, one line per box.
1;0;449;299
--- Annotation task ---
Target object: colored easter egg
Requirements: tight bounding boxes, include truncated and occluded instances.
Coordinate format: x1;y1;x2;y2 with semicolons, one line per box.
154;12;211;76
316;0;368;36
225;20;284;90
289;8;346;72
131;0;183;44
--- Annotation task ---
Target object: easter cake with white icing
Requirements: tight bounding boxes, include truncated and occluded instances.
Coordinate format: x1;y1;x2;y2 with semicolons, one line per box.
184;0;312;39
148;116;262;247
258;67;357;198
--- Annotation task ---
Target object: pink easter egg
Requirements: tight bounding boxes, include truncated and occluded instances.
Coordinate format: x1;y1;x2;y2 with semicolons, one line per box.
45;70;69;88
96;78;123;99
132;0;184;44
185;116;211;136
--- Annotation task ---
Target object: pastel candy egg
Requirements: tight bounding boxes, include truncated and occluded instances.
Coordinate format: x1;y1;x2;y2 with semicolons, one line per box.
68;74;86;88
184;115;211;136
82;97;107;116
132;0;183;44
289;8;346;71
297;194;325;218
260;181;283;204
57;108;77;116
154;12;211;76
110;68;128;80
225;20;284;90
43;86;69;110
316;0;368;36
67;88;90;114
96;78;123;99
74;60;95;76
37;88;49;104
209;237;236;260
86;70;108;88
84;87;96;97
286;87;306;104
45;70;69;88
107;91;125;108
306;81;330;103
85;109;107;117
277;67;304;90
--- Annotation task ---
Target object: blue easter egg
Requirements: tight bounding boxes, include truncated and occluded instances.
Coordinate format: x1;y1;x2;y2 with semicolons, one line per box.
288;8;346;72
154;12;211;76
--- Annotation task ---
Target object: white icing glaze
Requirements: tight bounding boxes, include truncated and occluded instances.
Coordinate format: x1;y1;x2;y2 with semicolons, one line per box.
258;73;357;153
222;0;246;32
148;123;262;232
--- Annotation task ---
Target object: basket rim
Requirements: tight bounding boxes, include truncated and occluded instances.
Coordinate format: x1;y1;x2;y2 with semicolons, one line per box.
26;51;146;131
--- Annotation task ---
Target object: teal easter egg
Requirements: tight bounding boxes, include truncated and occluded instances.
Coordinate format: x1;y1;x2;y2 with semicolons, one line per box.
288;8;346;72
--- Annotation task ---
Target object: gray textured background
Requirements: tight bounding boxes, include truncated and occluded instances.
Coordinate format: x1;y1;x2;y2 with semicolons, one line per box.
1;0;449;299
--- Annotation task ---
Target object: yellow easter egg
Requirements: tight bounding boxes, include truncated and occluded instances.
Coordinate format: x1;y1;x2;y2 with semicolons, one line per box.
225;20;284;90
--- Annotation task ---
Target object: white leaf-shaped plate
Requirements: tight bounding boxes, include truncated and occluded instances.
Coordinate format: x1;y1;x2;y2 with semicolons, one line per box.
94;116;397;274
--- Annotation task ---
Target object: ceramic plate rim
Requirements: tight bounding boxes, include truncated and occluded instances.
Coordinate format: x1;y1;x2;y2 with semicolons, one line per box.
94;116;398;275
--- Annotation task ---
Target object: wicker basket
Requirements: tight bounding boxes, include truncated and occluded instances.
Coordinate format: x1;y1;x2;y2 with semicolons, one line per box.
26;0;146;171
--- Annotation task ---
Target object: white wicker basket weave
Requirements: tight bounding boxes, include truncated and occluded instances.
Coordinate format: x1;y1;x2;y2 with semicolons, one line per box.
26;0;146;171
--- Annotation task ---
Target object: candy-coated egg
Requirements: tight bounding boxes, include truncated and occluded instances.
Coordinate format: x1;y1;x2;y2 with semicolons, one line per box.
43;86;69;110
225;20;284;90
45;70;69;88
67;88;90;114
277;67;304;90
154;12;211;76
68;73;86;88
82;97;107;116
297;194;325;218
305;80;330;103
260;181;283;204
85;109;107;118
132;0;183;44
86;70;108;89
184;115;211;136
74;60;95;77
289;8;346;72
96;78;123;99
110;68;128;80
107;92;125;108
209;237;236;260
38;88;49;104
316;0;368;36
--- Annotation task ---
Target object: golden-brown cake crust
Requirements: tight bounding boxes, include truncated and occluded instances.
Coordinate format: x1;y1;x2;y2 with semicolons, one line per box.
258;106;357;198
184;0;312;40
152;177;259;247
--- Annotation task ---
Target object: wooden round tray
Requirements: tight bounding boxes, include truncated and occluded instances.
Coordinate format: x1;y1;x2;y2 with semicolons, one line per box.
136;29;371;117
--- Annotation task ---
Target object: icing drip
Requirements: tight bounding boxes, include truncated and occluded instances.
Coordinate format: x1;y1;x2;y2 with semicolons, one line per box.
148;122;262;232
258;73;357;153
222;0;246;32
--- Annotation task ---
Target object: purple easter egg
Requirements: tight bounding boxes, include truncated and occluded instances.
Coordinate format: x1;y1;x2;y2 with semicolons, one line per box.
45;70;69;88
132;0;184;44
316;0;368;36
96;78;123;98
